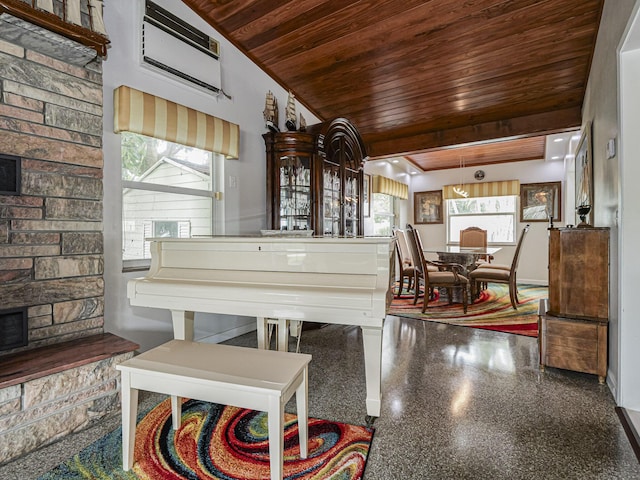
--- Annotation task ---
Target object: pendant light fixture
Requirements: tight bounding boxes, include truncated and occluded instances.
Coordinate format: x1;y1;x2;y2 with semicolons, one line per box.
453;156;469;198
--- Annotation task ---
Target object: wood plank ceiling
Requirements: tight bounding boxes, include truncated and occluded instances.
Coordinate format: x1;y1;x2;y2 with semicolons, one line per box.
181;0;604;171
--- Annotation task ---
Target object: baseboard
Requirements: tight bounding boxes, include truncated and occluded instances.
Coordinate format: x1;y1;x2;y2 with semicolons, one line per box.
519;278;548;286
197;323;256;345
615;407;640;462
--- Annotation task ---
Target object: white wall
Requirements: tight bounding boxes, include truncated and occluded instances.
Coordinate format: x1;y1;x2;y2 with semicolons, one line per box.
582;0;639;402
618;0;640;414
102;0;319;351
404;159;566;284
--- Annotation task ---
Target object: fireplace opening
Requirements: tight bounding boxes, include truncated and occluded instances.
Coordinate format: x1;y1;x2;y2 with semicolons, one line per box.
0;154;21;195
0;307;28;351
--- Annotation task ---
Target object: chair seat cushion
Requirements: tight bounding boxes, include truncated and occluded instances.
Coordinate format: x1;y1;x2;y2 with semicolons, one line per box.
474;262;510;270
470;268;509;281
428;271;469;285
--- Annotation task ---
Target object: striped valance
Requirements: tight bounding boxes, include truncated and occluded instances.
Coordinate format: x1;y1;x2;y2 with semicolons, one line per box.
443;180;520;199
371;175;409;200
114;85;239;159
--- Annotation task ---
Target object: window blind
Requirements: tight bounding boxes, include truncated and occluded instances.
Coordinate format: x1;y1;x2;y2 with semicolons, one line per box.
443;180;520;199
113;85;239;159
371;175;409;199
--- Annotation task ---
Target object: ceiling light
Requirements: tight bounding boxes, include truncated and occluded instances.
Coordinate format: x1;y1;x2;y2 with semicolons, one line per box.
453;186;469;198
553;138;564;143
391;159;399;163
455;156;468;198
551;155;561;160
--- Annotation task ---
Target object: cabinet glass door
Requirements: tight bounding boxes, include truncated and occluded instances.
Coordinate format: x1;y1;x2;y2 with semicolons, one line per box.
279;155;311;231
322;163;341;235
344;169;360;237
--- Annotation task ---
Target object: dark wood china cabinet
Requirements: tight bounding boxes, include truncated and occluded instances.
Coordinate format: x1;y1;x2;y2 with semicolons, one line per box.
264;118;367;236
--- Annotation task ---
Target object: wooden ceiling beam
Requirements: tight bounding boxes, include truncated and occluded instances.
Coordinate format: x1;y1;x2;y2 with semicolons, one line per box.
366;106;582;159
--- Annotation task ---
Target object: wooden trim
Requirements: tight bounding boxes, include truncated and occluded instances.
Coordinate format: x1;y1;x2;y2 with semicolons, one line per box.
615;407;640;463
366;107;582;158
0;333;139;389
0;0;110;56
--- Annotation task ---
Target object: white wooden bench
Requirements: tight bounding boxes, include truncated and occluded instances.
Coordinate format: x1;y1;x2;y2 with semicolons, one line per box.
116;339;312;480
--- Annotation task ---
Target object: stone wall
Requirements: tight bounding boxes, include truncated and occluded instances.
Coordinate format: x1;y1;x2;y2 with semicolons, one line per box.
0;36;104;353
0;31;129;466
0;351;133;465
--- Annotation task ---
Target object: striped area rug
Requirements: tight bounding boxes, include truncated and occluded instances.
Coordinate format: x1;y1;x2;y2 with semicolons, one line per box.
38;398;374;480
389;283;547;337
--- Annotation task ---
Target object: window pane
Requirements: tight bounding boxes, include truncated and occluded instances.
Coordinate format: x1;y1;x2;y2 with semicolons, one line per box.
122;191;212;260
447;196;516;214
447;195;516;244
121;132;212;190
121;132;219;263
372;193;395;236
449;215;515;243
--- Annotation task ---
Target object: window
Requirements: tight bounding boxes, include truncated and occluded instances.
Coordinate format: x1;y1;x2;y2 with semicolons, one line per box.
121;132;223;265
447;195;517;244
372;193;396;236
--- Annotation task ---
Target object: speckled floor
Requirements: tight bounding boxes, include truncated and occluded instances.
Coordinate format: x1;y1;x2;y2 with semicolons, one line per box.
1;315;639;479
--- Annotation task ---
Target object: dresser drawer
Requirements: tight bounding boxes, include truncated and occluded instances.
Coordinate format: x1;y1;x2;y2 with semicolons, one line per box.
539;314;607;380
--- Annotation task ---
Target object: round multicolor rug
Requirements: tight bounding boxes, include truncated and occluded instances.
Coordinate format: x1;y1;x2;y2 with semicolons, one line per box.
389;283;547;337
37;399;374;480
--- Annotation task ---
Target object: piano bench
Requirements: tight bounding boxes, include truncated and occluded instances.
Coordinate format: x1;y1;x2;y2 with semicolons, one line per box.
116;339;312;480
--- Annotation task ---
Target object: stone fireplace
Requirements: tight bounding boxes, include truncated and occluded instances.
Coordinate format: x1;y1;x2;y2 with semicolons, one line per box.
0;2;137;465
0;307;28;351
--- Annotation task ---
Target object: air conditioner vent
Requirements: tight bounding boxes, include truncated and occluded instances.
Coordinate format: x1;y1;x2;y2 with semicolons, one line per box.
142;0;221;94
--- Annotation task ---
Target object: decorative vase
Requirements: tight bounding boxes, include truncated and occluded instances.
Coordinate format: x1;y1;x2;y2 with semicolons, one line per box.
576;205;591;227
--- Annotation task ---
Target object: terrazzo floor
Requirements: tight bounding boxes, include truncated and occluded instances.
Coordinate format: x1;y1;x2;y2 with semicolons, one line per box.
1;315;639;479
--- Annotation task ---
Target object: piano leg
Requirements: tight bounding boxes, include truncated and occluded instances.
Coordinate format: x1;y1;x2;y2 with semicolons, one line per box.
256;317;268;349
256;317;289;352
361;324;383;421
277;319;288;352
171;310;195;340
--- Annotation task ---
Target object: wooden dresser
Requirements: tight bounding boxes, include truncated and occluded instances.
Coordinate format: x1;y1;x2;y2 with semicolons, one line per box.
539;227;609;382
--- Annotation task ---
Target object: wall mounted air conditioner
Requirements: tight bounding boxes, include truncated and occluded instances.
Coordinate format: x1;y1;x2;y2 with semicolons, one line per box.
141;0;221;94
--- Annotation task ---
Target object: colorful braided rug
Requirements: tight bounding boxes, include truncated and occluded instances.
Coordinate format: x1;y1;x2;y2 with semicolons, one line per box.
37;398;374;480
389;283;547;337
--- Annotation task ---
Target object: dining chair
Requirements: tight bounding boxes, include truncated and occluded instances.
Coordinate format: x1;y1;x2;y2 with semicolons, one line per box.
406;224;468;313
394;229;415;297
459;226;493;264
469;225;530;309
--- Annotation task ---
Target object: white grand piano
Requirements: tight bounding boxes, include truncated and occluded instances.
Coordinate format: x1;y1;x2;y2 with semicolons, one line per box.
127;235;395;420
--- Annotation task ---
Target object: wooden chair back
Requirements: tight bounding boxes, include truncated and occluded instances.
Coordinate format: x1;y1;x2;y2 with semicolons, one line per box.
406;223;468;313
460;227;487;249
405;224;425;279
509;224;530;279
394;229;413;267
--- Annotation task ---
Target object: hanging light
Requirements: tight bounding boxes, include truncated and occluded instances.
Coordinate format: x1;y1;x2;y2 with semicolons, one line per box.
453;156;469;198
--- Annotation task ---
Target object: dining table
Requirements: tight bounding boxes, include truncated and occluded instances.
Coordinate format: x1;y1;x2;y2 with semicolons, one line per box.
423;246;502;276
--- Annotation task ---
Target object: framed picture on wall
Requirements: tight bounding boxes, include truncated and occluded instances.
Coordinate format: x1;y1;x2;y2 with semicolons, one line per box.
520;182;562;222
414;190;443;224
575;121;594;224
